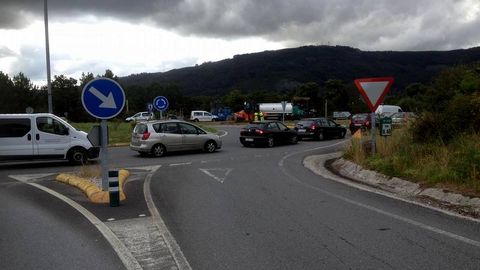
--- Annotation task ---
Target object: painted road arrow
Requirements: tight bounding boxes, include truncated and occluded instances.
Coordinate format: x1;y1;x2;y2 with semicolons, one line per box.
199;168;233;183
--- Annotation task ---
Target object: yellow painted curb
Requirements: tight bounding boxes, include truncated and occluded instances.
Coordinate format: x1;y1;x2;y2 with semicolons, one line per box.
56;169;130;204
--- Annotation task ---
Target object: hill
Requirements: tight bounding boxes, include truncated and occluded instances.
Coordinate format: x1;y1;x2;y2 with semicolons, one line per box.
119;45;480;96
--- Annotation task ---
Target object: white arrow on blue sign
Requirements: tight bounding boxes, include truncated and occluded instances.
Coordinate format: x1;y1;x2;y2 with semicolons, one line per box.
153;96;169;111
82;78;126;119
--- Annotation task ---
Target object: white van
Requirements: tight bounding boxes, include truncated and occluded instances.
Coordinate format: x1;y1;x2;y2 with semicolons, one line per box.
0;113;99;164
190;111;218;122
375;105;403;117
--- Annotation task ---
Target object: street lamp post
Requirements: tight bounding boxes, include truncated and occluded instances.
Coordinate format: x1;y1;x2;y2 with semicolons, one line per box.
44;0;53;113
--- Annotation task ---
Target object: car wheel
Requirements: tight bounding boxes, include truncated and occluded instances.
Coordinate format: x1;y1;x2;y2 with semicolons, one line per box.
193;119;199;122
151;144;166;157
291;135;298;144
68;147;87;165
267;137;274;147
204;141;217;153
340;131;346;138
317;132;324;141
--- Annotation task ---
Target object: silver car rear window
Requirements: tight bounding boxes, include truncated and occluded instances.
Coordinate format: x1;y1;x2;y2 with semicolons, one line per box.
134;124;148;134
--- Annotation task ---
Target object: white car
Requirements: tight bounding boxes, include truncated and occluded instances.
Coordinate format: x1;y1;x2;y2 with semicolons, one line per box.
125;112;154;122
190;111;218;122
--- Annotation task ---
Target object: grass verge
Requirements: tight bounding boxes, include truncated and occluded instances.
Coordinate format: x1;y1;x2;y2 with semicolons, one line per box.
344;127;480;196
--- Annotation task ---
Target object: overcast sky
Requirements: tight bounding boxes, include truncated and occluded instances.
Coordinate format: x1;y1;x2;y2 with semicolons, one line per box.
0;0;479;86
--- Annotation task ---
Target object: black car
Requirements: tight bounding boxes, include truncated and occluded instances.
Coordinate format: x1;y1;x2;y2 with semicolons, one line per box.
240;121;298;147
294;118;347;140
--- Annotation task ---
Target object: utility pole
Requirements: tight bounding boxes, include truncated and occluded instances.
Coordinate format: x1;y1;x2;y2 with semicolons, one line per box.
44;0;53;113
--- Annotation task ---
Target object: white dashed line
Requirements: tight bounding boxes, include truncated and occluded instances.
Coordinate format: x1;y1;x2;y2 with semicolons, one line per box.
169;162;192;167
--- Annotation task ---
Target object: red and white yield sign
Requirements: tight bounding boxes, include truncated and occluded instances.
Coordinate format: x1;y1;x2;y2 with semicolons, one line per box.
354;77;394;112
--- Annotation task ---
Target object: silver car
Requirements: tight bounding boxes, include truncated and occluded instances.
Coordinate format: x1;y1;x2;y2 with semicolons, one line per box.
130;120;222;157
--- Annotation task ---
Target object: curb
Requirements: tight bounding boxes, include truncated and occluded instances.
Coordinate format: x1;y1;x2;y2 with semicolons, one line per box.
304;153;480;219
56;169;130;203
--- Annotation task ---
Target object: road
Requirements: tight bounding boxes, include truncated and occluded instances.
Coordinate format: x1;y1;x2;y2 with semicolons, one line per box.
149;126;480;269
0;163;126;270
1;125;479;269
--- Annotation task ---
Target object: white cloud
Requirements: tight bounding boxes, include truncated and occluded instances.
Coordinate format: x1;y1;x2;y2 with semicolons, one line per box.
1;19;284;86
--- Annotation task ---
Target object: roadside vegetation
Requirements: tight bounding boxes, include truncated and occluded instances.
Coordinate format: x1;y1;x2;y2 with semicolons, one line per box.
345;64;480;196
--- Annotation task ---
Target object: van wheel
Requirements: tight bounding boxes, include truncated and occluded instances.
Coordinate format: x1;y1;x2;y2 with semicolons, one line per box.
204;141;217;153
151;144;166;157
68;147;87;165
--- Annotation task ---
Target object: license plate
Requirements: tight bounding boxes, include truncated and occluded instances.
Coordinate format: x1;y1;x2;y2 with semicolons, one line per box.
245;138;254;142
298;129;306;132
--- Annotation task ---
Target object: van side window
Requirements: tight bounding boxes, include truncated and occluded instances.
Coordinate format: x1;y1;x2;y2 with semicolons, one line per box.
0;118;31;137
37;117;68;135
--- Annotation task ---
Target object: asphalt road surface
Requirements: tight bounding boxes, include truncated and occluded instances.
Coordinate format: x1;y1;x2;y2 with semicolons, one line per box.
0;169;126;270
148;126;480;269
1;124;479;270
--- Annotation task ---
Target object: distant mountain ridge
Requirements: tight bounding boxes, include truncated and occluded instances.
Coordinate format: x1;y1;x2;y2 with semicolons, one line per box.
119;45;480;96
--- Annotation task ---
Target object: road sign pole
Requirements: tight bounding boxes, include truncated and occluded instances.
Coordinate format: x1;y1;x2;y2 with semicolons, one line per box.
371;112;376;155
101;120;109;191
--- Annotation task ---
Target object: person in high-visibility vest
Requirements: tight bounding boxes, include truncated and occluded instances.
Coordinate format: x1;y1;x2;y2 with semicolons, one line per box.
259;111;264;121
254;112;260;121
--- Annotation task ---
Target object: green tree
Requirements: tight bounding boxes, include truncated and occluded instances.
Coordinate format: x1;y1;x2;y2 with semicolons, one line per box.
222;89;246;112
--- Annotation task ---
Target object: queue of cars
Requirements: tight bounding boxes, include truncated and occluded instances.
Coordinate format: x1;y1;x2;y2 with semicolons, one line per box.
129;117;348;157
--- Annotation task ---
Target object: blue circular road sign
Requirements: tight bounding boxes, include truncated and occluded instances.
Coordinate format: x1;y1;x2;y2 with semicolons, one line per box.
81;78;126;119
153;96;169;111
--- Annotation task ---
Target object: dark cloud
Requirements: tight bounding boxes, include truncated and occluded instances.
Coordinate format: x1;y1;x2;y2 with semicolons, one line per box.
0;0;479;50
10;46;46;79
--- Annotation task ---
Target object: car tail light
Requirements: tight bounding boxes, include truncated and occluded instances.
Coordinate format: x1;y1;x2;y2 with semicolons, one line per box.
255;129;264;135
142;132;151;140
365;121;370;127
310;124;316;130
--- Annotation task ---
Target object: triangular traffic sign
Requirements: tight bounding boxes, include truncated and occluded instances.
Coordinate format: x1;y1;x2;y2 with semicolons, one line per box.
354;77;394;112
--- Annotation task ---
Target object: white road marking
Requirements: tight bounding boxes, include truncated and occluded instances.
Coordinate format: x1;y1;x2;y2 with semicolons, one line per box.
144;166;192;270
200;159;222;163
107;218;116;222
138;214;146;217
278;140;480;248
7;173;56;182
199;168;233;183
9;175;142;270
169;162;192;167
219;130;229;137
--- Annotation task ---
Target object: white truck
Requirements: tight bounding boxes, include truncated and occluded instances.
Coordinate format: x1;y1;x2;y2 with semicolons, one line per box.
258;103;293;120
375;105;403;117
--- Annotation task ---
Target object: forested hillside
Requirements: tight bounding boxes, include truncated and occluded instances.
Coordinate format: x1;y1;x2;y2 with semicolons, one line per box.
120;45;480;96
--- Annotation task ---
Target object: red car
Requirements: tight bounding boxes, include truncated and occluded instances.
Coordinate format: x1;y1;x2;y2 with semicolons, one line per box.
349;113;372;134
